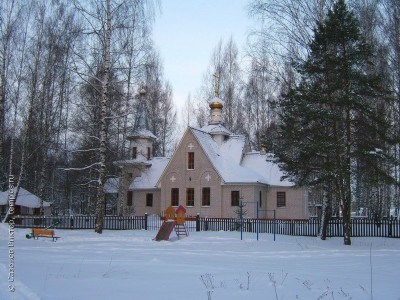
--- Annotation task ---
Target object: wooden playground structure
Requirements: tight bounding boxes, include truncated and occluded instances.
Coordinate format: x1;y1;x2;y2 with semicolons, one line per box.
154;205;189;241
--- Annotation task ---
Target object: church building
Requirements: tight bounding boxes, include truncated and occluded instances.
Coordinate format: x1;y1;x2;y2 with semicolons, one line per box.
113;89;309;219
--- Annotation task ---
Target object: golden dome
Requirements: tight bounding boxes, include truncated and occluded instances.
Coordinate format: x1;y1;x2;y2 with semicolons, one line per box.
209;101;223;109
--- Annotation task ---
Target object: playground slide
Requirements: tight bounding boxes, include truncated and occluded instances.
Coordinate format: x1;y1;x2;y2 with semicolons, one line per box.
154;221;176;241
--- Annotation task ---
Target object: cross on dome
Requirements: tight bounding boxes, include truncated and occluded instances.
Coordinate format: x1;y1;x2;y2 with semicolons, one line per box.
213;71;220;98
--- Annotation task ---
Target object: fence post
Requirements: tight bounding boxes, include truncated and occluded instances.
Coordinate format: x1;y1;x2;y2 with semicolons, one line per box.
70;216;74;229
144;213;148;230
247;220;252;232
196;213;200;232
291;221;295;236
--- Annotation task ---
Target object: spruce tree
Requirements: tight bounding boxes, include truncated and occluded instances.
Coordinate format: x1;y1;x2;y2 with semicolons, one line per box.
273;0;395;245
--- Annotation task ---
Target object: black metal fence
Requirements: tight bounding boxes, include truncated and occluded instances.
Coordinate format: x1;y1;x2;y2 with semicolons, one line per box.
3;214;399;238
199;217;400;238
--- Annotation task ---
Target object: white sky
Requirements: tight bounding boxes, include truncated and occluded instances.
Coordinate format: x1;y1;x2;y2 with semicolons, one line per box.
152;0;254;112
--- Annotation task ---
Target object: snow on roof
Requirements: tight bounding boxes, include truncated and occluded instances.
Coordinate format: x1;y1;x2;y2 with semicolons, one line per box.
190;127;268;184
114;159;152;167
128;128;157;140
0;187;51;208
119;124;293;189
242;152;294;187
190;127;294;186
200;124;232;136
130;157;170;190
104;178;119;194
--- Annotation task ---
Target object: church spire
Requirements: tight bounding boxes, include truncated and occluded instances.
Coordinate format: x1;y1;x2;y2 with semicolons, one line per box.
208;71;224;125
127;88;157;161
134;89;150;132
128;88;157;142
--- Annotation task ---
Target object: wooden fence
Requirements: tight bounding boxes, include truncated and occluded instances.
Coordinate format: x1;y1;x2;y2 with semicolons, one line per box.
9;215;146;230
3;214;399;238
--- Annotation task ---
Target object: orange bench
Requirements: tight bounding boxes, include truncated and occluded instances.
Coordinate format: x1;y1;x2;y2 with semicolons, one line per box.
31;228;60;242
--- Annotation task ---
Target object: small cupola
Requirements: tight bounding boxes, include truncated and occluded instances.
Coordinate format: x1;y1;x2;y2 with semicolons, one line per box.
208;71;224;125
208;97;224;125
200;70;232;145
127;88;157;161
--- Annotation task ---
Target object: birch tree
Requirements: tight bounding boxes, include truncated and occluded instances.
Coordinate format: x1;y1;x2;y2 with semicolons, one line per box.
382;0;400;216
143;50;177;157
0;0;26;190
194;38;245;132
72;0;157;233
245;52;279;149
249;0;336;63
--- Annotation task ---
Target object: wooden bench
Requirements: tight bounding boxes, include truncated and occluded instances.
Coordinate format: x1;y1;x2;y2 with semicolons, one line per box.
31;229;60;242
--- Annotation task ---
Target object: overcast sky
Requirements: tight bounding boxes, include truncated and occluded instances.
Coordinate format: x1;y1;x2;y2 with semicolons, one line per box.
152;0;254;115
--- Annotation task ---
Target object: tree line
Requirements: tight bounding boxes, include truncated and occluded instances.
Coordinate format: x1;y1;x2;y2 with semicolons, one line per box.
186;0;399;245
1;0;399;240
0;0;177;232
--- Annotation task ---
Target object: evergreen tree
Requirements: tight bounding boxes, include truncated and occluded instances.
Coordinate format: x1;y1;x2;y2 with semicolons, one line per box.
272;0;396;245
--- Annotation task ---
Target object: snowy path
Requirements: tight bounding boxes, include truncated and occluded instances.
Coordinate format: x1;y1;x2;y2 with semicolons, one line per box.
1;224;399;299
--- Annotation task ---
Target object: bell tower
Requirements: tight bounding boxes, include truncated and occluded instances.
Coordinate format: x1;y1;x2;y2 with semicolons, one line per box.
114;88;158;215
127;89;157;162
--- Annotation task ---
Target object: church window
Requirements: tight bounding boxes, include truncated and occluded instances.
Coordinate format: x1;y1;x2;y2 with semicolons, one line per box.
127;191;133;206
202;187;210;206
188;152;194;169
277;192;286;207
231;191;240;206
146;193;153;207
186;188;194;207
259;191;262;207
171;188;179;206
132;147;137;159
147;147;151;160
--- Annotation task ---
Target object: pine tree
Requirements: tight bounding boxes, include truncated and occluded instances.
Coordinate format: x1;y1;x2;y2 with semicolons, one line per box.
273;0;396;245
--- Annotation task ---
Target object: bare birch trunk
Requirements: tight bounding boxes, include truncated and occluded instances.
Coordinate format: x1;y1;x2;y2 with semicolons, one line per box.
319;186;331;240
38;158;47;216
95;0;112;233
0;63;4;190
0;21;8;190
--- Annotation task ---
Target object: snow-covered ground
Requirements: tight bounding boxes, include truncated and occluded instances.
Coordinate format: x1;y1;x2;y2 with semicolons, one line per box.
1;223;399;300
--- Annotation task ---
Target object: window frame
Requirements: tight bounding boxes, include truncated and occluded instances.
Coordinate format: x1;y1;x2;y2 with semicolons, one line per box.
202;187;211;206
186;188;195;207
171;188;179;207
147;147;151;160
131;147;137;159
277;191;286;208
146;193;153;207
127;191;133;206
187;152;194;169
231;190;240;206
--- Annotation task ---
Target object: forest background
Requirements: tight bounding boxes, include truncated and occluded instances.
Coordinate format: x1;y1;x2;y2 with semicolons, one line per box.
0;0;399;231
